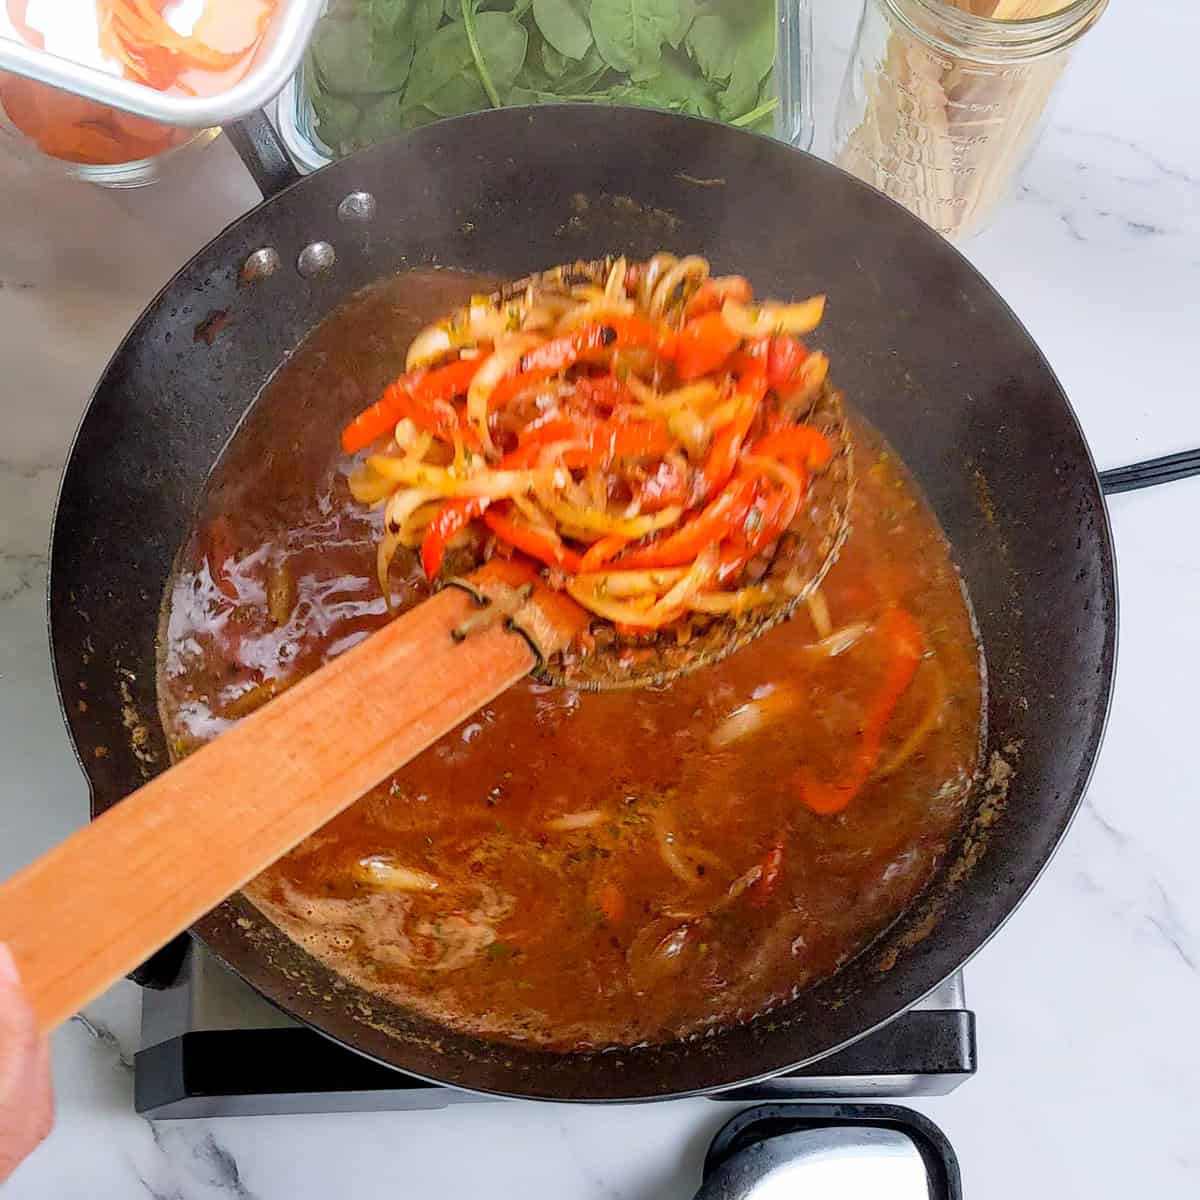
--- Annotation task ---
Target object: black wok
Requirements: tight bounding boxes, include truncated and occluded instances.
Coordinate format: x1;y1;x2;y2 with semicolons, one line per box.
48;106;1116;1101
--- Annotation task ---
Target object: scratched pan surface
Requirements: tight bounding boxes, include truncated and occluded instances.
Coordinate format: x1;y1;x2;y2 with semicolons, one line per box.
48;106;1115;1100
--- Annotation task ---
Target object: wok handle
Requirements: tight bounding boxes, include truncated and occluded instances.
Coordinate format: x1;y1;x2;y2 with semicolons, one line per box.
0;588;536;1034
1099;448;1200;496
224;108;303;200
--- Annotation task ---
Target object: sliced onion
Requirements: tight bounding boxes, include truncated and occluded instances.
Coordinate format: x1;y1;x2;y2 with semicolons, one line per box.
543;496;682;539
367;455;555;500
604;257;628;301
352;855;440;892
406;301;517;370
709;683;799;750
653;807;728;884
643;545;718;624
573;567;689;597
803;622;872;659
565;579;669;626
628;917;697;993
689;586;777;615
553;296;635;334
349;463;397;505
625;376;721;414
807;588;832;639
721;296;826;338
637;253;677;310
466;334;543;456
727;863;764;900
667;407;712;458
545;810;605;832
649;256;709;318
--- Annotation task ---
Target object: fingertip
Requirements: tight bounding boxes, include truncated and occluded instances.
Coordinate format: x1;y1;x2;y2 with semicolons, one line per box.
0;943;19;988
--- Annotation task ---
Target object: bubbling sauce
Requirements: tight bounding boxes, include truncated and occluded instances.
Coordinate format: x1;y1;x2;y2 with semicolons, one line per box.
158;271;983;1050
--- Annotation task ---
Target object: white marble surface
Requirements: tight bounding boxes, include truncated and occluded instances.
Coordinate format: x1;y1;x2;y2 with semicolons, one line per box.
2;1;1198;1195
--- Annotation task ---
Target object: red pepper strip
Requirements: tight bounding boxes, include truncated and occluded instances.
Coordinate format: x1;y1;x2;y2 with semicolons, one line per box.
421;496;488;581
618;477;758;570
420;434;563;577
795;608;926;815
766;335;810;391
595;880;626;924
488;318;678;409
675;311;742;382
700;375;767;499
512;414;673;469
579;534;629;572
483;507;584;574
714;477;802;585
341;357;484;454
562;419;673;468
749;842;785;906
634;456;691;513
685;275;753;319
750;425;834;471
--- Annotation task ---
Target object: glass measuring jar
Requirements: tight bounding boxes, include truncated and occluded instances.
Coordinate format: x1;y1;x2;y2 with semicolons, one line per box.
832;0;1108;240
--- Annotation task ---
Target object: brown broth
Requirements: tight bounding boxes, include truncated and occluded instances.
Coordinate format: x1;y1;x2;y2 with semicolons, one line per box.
158;271;984;1050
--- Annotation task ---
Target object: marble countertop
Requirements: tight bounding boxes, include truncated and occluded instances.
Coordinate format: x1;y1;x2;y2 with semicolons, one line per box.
1;1;1197;1196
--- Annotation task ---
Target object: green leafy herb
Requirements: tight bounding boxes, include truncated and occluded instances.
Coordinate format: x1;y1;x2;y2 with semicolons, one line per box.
311;8;415;94
532;0;592;61
305;0;782;156
588;0;680;78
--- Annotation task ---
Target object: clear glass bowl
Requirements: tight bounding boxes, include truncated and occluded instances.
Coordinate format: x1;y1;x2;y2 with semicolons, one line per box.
278;0;813;172
0;108;219;188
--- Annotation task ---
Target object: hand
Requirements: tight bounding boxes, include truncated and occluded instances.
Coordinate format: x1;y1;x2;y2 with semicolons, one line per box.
0;944;53;1182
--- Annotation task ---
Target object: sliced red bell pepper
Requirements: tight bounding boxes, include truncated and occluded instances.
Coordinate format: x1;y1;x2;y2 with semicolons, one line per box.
633;456;691;513
766;335;810;391
341;357;484;454
618;477;758;570
675;312;742;382
595;880;626;924
579;534;629;572
421;496;489;581
483;507;583;573
487;319;678;409
714;478;801;584
795;608;925;815
700;375;766;498
685;275;753;319
750;425;833;470
511;414;672;469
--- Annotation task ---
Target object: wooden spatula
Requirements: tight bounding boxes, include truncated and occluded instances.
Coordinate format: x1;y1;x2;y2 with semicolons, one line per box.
0;401;853;1035
0;563;581;1032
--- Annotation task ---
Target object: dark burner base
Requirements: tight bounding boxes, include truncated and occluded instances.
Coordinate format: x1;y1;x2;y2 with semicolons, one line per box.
134;947;974;1118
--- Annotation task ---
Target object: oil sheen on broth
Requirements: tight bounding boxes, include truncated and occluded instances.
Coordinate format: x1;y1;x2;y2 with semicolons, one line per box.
159;271;984;1050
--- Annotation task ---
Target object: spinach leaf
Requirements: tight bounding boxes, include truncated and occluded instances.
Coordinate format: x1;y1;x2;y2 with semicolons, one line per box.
367;0;413;38
403;11;528;115
532;0;592;61
616;48;719;118
356;92;409;144
589;0;678;77
718;1;775;119
411;0;443;43
685;10;737;82
665;0;695;50
311;86;363;155
311;9;415;94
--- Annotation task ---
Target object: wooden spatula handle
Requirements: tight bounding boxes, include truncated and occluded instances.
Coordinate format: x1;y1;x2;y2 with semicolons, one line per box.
0;587;536;1033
